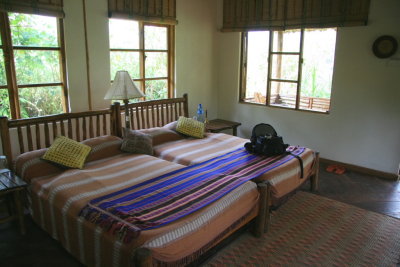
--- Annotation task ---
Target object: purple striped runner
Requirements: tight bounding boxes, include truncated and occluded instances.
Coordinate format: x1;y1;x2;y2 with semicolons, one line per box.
79;146;305;243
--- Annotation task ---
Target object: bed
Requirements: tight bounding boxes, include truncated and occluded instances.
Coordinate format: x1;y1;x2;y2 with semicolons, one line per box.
0;94;318;266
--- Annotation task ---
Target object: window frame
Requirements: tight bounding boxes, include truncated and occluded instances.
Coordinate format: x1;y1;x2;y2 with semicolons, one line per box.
109;20;175;100
0;12;69;119
239;29;333;114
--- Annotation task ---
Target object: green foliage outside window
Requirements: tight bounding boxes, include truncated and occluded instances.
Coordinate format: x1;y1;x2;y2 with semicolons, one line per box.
109;19;170;101
0;13;64;119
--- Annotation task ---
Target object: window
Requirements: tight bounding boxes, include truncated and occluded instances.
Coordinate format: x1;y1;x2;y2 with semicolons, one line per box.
109;19;174;101
0;12;68;119
240;28;337;113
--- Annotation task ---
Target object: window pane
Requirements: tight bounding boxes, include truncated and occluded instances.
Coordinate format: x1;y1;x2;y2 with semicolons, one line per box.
300;28;336;112
145;52;167;78
272;30;301;52
0;50;7;85
109;19;139;49
271;54;299;81
269;81;297;109
244;31;269;104
14;50;61;85
9;13;58;47
145;80;167;100
110;52;140;80
0;89;11;118
19;86;63;118
145;25;167;50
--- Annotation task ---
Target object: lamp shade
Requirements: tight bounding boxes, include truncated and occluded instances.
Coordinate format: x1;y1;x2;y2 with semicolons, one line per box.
104;71;145;100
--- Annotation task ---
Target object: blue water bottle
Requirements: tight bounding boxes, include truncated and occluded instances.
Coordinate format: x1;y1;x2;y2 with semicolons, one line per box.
197;104;205;122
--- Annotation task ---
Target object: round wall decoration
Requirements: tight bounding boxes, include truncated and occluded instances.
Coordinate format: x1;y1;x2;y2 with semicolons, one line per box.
372;35;398;58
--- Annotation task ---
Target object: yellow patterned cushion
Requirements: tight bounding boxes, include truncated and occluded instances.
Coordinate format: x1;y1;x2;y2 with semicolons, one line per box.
176;116;205;139
42;136;92;169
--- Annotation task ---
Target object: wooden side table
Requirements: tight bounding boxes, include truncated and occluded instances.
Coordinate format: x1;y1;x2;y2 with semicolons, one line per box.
206;119;241;136
0;169;27;234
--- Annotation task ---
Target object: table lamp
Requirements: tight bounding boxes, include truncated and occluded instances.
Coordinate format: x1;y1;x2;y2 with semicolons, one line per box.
104;71;145;129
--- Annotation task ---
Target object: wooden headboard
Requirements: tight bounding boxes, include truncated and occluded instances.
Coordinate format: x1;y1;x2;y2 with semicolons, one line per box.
113;94;188;137
0;94;188;166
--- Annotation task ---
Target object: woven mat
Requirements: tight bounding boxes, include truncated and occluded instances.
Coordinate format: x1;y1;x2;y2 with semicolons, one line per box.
204;191;400;266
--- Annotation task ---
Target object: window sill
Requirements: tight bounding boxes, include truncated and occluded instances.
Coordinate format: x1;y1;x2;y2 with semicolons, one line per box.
238;100;330;115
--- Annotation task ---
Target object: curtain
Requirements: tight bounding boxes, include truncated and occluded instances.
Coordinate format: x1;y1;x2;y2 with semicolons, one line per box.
0;0;64;17
108;0;177;25
223;0;371;32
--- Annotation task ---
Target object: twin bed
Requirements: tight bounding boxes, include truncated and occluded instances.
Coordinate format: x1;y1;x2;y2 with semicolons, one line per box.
0;94;319;266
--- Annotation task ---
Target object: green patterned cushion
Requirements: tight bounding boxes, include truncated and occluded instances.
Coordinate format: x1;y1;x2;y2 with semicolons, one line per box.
42;136;91;169
121;129;153;155
176;116;205;139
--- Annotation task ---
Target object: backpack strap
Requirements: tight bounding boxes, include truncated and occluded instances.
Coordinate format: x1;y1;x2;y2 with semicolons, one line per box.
287;152;304;178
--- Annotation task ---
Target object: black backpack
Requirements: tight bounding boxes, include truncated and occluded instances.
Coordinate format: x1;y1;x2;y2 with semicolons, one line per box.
244;123;304;178
244;123;288;157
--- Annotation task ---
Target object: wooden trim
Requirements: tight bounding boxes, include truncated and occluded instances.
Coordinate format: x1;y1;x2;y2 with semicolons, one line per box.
271;51;301;55
320;157;398;181
58;18;70;113
17;83;63;88
110;48;167;52
269;78;298;84
82;0;92;110
238;100;330;114
266;31;273;106
0;116;12;166
167;24;175;98
12;46;59;51
0;12;20;119
239;32;247;102
139;21;146;96
183;93;188;117
295;29;305;110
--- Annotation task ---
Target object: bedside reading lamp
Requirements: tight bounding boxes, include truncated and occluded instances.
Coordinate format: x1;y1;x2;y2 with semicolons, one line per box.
104;71;145;129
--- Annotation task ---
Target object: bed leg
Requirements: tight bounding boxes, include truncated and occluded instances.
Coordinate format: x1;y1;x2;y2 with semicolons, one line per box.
264;185;271;233
310;152;320;192
252;182;268;237
134;247;152;267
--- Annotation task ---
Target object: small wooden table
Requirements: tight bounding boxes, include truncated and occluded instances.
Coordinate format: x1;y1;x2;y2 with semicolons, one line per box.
0;169;27;234
206;119;241;136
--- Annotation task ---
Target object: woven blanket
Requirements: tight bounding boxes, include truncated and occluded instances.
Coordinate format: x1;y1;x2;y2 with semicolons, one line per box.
79;146;305;243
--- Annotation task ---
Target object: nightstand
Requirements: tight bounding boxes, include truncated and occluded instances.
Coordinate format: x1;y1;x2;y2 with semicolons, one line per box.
0;169;27;234
206;119;241;136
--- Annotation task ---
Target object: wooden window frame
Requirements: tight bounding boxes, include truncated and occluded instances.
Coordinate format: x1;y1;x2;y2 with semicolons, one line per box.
109;20;175;100
240;29;332;114
0;12;69;119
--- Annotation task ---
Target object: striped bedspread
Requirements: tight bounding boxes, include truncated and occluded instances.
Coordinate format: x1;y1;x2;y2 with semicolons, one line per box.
79;146;306;243
28;152;259;266
154;133;316;202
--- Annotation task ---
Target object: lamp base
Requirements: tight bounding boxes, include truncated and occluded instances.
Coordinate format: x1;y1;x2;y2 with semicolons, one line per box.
124;99;131;129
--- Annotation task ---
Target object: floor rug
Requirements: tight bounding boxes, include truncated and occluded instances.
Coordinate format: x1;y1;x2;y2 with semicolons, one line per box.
203;191;400;266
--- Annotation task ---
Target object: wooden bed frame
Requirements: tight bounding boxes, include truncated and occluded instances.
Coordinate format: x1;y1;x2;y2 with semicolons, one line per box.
0;93;318;266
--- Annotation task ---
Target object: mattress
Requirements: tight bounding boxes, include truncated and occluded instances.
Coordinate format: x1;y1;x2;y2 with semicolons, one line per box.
27;152;259;266
153;133;316;202
153;133;246;166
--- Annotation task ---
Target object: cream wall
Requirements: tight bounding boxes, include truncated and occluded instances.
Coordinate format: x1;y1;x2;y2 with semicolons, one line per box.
175;0;219;118
63;0;110;112
214;0;400;174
